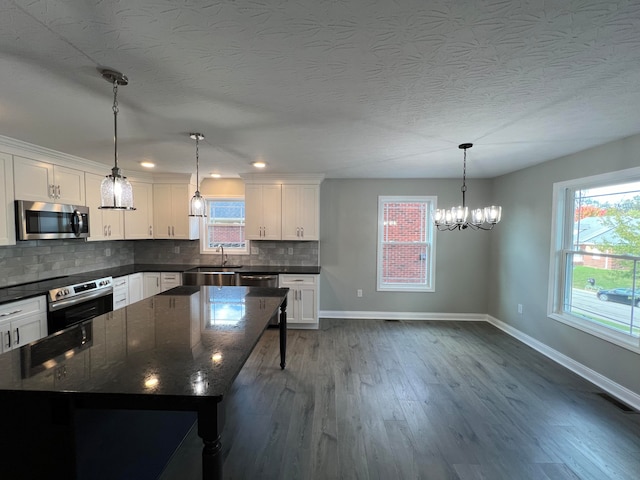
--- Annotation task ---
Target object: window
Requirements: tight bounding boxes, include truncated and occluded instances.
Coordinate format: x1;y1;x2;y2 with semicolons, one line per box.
200;197;249;254
377;196;436;292
549;166;640;351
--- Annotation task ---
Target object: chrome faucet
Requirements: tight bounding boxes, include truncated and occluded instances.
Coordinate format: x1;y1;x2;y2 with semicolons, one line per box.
217;244;227;267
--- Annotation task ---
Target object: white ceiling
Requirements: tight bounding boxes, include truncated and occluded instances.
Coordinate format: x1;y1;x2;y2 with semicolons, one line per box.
1;0;640;179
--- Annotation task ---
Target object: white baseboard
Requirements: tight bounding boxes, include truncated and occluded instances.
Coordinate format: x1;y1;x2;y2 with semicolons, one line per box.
486;315;640;412
319;310;486;321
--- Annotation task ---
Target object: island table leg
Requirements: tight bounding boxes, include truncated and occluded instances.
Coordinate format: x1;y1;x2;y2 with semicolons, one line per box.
279;296;287;369
198;403;224;480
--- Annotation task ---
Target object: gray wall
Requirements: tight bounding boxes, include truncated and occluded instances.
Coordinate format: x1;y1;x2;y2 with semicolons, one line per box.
489;133;640;395
319;178;494;314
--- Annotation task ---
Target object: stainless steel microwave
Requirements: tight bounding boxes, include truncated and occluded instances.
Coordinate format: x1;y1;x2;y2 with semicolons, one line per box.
16;200;89;240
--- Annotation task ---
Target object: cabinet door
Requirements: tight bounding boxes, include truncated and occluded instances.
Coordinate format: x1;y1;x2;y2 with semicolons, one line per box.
298;286;317;324
261;185;281;240
153;184;173;239
13;314;45;347
0;152;15;246
13;156;54;201
113;276;129;311
170;184;199;240
54;165;85;204
128;273;144;304
282;185;319;240
85;172;107;241
143;272;161;298
125;181;154;239
244;184;264;239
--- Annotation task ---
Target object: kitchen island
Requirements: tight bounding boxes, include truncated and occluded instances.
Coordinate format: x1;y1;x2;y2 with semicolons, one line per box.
0;285;288;480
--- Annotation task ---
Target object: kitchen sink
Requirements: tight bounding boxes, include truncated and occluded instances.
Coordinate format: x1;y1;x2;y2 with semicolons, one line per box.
182;270;237;286
185;266;242;273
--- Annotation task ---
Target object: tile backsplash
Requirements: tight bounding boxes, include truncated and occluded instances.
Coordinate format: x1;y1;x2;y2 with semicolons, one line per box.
0;239;319;287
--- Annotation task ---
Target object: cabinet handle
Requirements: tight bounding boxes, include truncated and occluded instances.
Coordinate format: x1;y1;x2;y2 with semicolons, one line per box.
116;281;126;286
168;226;171;236
15;327;19;345
172;226;175;236
0;309;22;317
48;184;54;198
149;225;153;236
300;226;304;237
57;185;61;198
116;298;126;303
108;225;112;236
156;278;159;287
104;225;107;236
5;330;10;349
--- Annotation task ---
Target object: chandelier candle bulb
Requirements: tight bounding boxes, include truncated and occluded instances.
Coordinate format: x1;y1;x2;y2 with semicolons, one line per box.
434;143;502;231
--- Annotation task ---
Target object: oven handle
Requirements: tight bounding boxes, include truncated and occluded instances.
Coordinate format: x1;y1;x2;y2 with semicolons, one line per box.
48;287;113;312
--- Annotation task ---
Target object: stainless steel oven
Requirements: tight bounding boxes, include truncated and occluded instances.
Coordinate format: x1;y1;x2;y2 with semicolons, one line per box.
16;200;89;240
47;276;113;334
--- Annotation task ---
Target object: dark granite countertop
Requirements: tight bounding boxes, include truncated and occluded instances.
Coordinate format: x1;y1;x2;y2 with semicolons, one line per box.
0;286;288;402
0;264;319;305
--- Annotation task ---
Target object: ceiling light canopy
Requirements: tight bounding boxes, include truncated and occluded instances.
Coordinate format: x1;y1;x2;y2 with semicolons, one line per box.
98;68;135;210
189;133;206;217
434;143;501;231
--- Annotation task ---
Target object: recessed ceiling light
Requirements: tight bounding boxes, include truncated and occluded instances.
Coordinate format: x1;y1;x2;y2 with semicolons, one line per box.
210;173;221;178
252;161;266;169
140;161;155;168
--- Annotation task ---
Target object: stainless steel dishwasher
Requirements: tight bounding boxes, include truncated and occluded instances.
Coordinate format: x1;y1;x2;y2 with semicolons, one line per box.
237;274;280;326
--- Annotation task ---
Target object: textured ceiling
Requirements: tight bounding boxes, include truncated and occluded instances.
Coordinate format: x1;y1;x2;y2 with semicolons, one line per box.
0;0;639;179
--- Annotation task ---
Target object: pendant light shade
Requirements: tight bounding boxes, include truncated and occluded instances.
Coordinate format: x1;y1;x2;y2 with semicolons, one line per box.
189;133;207;217
99;68;135;210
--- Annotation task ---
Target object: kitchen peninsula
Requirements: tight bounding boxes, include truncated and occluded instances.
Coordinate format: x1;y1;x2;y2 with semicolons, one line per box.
0;285;289;480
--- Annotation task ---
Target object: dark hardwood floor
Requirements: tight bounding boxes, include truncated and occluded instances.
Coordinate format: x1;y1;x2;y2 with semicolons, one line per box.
160;319;640;480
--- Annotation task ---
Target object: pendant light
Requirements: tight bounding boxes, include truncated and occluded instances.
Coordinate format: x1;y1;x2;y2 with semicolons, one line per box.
434;143;501;230
189;133;206;217
98;68;135;210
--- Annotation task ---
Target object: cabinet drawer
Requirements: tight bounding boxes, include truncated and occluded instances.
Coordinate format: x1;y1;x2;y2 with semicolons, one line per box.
279;274;317;286
0;296;46;323
113;276;129;290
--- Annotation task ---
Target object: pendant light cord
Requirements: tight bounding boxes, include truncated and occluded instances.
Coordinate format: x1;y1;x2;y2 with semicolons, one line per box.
195;135;200;191
112;81;119;170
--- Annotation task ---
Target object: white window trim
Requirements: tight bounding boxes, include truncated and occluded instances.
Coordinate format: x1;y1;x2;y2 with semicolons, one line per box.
199;194;250;255
548;165;640;353
376;195;436;292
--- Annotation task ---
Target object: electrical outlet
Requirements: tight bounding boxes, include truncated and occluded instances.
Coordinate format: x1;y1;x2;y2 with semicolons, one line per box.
517;304;523;314
288;247;294;255
105;248;111;257
251;246;258;255
357;289;363;297
174;246;180;254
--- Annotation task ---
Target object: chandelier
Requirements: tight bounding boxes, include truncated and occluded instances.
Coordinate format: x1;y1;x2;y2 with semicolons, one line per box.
189;133;206;217
434;143;501;230
98;68;135;210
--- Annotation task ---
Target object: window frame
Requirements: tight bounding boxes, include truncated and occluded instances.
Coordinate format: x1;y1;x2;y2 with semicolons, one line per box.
376;195;436;292
199;195;250;255
548;166;640;353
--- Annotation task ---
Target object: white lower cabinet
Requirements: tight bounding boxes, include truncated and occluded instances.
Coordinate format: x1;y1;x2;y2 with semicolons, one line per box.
128;273;144;305
112;276;129;311
143;272;162;298
0;296;47;353
279;274;318;326
160;272;182;292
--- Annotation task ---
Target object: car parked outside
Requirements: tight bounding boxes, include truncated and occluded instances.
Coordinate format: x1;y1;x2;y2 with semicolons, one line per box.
596;288;640;307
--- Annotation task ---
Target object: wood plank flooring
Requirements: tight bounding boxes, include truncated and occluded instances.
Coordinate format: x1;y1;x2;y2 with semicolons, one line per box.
160;319;640;480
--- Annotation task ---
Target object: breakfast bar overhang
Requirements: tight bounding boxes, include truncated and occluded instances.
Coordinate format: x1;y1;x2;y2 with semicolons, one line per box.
0;285;289;480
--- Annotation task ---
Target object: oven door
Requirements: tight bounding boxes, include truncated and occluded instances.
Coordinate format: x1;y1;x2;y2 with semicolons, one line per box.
47;289;113;335
16;200;90;240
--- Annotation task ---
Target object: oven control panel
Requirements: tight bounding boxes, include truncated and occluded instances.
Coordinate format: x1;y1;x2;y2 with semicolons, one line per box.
48;276;113;302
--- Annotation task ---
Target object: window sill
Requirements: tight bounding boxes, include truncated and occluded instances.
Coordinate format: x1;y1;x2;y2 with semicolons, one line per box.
548;312;640;354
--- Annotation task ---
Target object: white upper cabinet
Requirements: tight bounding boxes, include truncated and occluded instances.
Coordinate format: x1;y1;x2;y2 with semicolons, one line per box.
0;152;15;246
14;156;85;204
242;174;323;241
124;181;154;239
85;172;124;241
281;184;320;241
245;184;282;240
153;183;199;240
